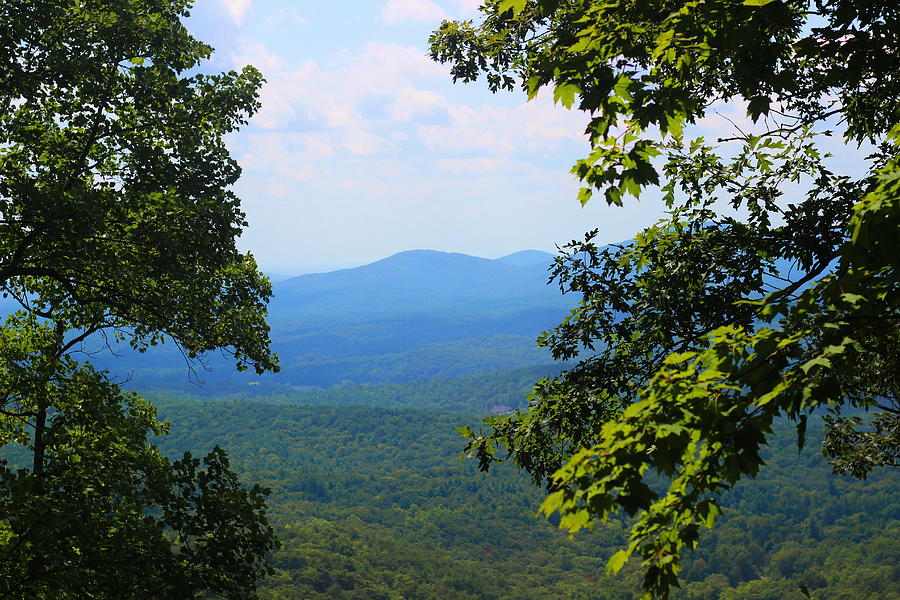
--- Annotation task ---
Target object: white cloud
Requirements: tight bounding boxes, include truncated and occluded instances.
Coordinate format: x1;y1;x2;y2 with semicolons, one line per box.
454;0;483;15
341;129;391;156
419;97;588;155
388;86;447;121
226;34;597;258
230;37;587;158
239;133;331;181
230;38;284;73
437;156;508;175
219;0;252;26
382;0;448;24
264;181;293;200
229;41;301;129
231;40;449;132
323;104;359;129
260;8;308;29
203;1;678;272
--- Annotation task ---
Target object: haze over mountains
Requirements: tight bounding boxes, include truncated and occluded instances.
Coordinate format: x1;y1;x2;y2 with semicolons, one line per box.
91;249;574;393
269;249;562;318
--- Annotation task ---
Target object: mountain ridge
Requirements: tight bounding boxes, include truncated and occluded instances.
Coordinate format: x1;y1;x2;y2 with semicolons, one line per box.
268;248;567;320
87;248;574;392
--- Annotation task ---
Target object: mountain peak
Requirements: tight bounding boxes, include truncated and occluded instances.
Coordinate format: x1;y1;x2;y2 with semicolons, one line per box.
270;247;567;318
375;249;490;265
494;250;554;267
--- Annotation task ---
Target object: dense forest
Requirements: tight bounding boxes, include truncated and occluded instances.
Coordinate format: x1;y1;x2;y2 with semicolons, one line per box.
147;391;899;600
145;365;560;413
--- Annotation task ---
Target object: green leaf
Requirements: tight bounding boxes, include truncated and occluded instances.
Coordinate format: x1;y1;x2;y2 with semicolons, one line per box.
801;356;832;374
498;0;527;15
577;187;593;206
797;414;808;452
553;82;580;109
747;96;771;121
429;2;900;598
607;549;629;574
0;2;279;595
539;489;565;516
456;425;475;438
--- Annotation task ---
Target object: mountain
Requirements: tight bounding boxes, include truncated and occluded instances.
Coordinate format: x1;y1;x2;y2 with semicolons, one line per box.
263;271;294;283
494;249;555;267
87;249;576;393
268;249;564;319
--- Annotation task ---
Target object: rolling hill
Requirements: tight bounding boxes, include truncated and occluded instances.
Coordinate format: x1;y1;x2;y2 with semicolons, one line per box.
86;249;572;393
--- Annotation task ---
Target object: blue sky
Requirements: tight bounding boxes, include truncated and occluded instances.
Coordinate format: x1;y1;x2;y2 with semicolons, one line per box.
185;0;864;275
184;0;673;273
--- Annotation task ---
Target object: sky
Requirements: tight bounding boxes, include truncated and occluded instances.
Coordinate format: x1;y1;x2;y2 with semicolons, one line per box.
182;0;670;273
185;0;864;275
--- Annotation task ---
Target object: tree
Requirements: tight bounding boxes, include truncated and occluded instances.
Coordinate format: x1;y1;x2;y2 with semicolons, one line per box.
430;0;899;597
0;0;278;597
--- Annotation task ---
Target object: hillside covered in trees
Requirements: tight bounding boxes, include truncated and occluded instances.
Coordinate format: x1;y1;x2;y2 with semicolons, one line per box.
151;395;899;600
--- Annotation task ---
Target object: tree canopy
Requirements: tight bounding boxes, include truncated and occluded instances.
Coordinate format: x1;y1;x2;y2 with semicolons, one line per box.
430;0;899;597
0;1;278;597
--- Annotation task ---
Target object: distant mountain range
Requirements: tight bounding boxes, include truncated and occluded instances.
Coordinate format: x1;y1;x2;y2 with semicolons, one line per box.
84;249;574;393
494;249;557;266
268;249;558;319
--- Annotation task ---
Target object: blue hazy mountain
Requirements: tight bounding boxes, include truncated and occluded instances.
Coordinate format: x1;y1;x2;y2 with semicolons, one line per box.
89;249;575;392
268;249;563;320
494;249;555;267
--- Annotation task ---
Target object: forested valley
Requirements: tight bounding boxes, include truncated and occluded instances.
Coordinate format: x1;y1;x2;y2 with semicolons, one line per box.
148;387;898;600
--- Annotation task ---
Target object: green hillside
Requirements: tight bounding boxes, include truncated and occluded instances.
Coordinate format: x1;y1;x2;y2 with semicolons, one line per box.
146;364;560;413
152;399;899;600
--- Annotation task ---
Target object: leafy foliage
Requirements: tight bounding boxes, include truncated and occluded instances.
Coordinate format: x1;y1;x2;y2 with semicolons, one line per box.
0;1;278;597
0;373;274;599
0;0;275;371
430;0;900;596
